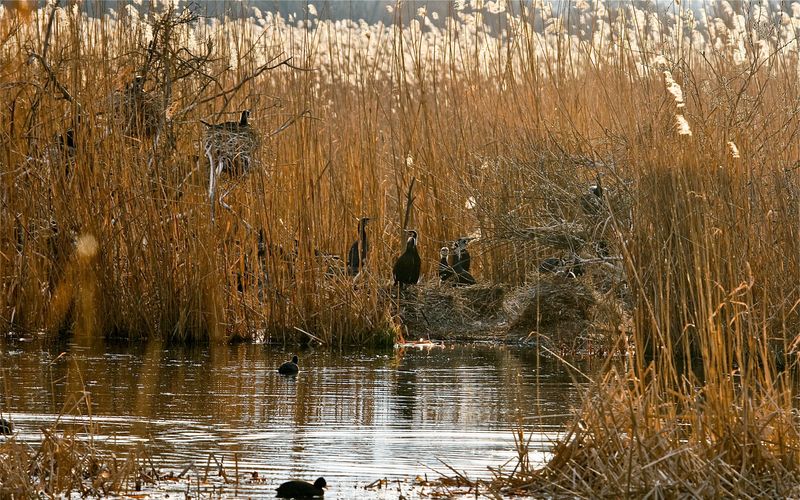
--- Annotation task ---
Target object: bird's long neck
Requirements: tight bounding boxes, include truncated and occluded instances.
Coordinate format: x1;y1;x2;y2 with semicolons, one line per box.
360;224;367;253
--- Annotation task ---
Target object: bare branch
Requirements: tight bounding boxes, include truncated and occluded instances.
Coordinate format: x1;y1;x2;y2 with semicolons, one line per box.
27;52;75;104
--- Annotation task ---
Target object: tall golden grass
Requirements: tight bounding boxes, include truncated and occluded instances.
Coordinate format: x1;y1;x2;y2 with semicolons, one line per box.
2;5;800;491
1;1;798;328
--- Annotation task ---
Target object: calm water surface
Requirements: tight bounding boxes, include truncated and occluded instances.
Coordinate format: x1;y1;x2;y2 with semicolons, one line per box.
0;339;590;498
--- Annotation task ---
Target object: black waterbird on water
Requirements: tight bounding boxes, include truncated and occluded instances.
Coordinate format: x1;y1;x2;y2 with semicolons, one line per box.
276;477;326;498
278;355;299;375
438;247;455;283
0;417;12;435
347;217;370;276
201;110;250;131
392;229;421;287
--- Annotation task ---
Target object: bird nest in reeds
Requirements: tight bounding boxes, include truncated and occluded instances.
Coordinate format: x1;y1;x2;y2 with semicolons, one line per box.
112;89;165;137
505;278;596;342
498;221;590;251
202;127;260;176
395;283;508;341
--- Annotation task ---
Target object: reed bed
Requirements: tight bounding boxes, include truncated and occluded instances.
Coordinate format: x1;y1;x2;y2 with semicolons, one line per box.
0;428;153;498
2;0;800;492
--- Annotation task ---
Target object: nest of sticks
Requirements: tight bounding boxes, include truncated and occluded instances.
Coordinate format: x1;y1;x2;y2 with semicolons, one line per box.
202;127;260;176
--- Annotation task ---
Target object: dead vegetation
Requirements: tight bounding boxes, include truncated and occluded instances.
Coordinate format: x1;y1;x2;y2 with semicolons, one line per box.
3;0;800;496
0;429;154;498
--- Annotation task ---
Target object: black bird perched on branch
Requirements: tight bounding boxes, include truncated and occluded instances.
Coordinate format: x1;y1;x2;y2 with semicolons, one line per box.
347;217;370;276
393;229;421;287
57;127;76;155
0;417;12;435
439;247;455;283
276;477;326;498
278;355;299;376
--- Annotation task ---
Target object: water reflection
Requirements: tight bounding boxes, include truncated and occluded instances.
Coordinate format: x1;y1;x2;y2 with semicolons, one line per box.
0;338;593;498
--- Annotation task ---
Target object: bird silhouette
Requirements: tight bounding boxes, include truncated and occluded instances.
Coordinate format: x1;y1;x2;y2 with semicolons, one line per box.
276;477;326;498
201;110;250;131
539;257;563;274
451;238;476;285
392;229;421;287
580;179;604;215
439;247;456;283
347;217;370;276
278;355;299;375
452;237;472;273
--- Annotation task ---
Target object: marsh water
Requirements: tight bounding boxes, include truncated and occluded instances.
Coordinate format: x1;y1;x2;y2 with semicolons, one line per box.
0;339;590;498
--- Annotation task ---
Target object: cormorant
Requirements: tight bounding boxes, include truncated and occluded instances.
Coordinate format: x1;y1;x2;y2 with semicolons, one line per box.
595;240;610;258
450;237;476;285
392;229;421;287
438;247;455;282
452;237;472;273
347;217;370;276
0;417;12;435
276;477;326;498
566;254;585;277
539;257;563;274
454;267;476;286
57;127;76;155
580;181;604;215
201;110;250;131
278;355;299;375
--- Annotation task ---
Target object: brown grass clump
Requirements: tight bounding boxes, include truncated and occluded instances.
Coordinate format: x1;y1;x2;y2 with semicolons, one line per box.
505;278;597;351
0;429;153;498
395;283;509;341
460;284;506;318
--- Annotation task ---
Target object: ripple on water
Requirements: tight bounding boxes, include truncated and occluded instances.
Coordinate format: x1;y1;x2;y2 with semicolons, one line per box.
0;342;590;498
